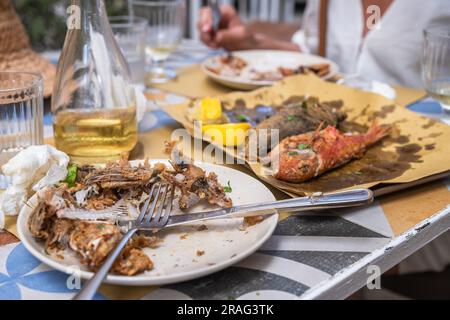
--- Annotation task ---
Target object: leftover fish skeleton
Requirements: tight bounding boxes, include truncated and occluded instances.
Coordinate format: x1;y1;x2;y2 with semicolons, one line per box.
24;143;232;276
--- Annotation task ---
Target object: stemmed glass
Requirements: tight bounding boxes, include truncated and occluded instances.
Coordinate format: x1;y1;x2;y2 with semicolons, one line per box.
109;16;148;85
131;0;186;84
422;25;450;119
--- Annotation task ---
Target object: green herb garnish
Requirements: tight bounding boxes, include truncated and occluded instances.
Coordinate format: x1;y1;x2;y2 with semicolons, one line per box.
298;143;310;150
224;181;232;193
96;224;105;230
287;115;297;121
288;151;299;156
64;164;78;188
235;114;248;122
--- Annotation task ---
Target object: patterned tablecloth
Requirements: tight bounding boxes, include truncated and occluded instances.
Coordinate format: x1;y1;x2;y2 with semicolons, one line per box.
1;40;449;300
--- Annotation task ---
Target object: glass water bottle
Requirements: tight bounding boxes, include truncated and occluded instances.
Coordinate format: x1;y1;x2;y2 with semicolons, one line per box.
52;0;138;161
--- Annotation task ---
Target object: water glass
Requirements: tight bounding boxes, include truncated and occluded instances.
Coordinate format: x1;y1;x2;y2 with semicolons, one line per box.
131;0;186;84
422;25;450;116
109;16;147;84
0;72;44;187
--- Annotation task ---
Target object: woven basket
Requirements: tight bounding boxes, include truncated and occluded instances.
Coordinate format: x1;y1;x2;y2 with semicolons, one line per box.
0;0;56;97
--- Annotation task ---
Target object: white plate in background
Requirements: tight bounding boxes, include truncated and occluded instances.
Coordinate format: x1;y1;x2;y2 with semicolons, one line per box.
202;50;339;90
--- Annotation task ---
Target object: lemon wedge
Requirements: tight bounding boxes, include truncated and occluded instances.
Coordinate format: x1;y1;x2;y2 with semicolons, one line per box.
202;123;251;147
191;97;222;122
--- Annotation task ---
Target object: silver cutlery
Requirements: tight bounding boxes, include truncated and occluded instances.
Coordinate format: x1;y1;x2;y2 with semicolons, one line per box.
208;0;221;33
165;188;373;228
73;187;372;299
73;183;175;300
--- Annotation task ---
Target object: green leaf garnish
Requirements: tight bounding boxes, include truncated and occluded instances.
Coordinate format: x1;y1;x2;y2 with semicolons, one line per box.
287;115;297;121
288;151;299;156
224;181;232;193
298;143;310;150
64;164;78;188
235;114;247;122
96;224;105;230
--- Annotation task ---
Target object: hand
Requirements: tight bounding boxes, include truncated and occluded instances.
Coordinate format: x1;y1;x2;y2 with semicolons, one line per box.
197;4;301;52
198;4;254;50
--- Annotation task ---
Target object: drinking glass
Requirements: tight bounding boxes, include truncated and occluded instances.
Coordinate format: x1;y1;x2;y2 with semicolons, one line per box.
131;0;186;84
422;25;450;117
109;16;147;84
0;72;44;188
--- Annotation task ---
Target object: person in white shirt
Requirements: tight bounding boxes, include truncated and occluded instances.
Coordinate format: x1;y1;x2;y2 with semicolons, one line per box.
198;0;450;88
198;1;450;277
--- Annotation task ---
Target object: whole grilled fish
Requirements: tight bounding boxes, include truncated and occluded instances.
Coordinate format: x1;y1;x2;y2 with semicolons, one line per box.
255;98;347;145
268;123;390;183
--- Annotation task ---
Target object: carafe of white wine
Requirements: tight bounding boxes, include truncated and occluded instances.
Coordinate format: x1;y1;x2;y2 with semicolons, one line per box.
52;0;138;161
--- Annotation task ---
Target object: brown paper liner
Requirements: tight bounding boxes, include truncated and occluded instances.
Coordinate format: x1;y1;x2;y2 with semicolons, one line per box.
162;73;450;197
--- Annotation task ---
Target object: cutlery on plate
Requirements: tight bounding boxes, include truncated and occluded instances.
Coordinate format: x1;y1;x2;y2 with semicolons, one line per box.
165;188;373;228
73;182;175;300
73;187;372;299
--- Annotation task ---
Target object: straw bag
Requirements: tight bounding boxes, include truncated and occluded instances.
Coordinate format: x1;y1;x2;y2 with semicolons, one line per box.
0;0;56;97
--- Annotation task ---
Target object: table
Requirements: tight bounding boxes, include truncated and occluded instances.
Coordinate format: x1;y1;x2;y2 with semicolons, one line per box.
1;40;449;300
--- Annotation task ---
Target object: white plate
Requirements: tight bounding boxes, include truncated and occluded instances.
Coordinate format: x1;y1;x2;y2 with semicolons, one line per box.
202;50;340;90
17;160;278;286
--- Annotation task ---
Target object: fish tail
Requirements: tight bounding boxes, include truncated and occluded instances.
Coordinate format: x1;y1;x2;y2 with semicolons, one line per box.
365;122;391;146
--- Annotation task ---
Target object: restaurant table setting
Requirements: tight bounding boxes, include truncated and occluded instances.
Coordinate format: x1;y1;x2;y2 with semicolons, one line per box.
1;0;450;301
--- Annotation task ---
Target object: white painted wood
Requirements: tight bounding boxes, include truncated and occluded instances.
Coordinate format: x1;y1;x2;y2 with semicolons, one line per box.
261;236;391;253
259;0;270;20
249;0;259;21
301;206;450;300
187;0;304;32
269;0;281;22
238;0;249;21
189;0;202;40
283;0;296;21
239;0;294;22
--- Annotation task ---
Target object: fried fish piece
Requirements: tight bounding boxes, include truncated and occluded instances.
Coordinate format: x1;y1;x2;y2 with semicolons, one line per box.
69;222;122;270
82;155;163;190
111;235;159;275
269;123;390;183
163;142;232;210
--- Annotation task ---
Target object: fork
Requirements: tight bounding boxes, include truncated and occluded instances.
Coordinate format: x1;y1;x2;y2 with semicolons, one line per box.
73;187;372;299
208;0;221;33
80;188;373;228
73;183;174;300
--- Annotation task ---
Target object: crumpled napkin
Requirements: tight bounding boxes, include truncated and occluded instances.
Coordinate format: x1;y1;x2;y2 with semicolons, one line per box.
0;145;70;229
338;75;397;100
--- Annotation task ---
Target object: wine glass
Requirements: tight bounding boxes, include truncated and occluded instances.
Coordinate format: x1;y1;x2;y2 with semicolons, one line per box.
131;0;186;84
109;16;148;85
422;25;450;119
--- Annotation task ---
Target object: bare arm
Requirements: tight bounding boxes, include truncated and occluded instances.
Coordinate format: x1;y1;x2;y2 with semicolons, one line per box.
198;5;300;52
